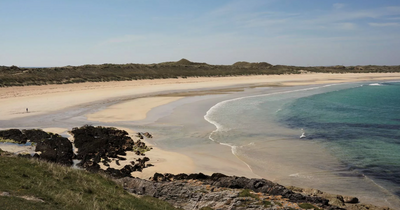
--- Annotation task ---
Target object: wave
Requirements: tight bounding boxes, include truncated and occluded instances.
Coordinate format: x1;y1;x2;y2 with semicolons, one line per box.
203;83;343;174
369;83;383;86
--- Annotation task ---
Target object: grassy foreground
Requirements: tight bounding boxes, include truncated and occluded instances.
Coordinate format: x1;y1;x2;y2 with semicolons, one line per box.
0;150;178;210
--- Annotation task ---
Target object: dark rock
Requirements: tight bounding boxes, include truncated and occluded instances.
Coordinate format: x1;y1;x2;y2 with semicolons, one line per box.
70;125;134;173
22;129;52;143
135;133;144;139
344;196;359;203
210;173;228;181
187;173;209;180
173;173;188;180
143;132;153;138
35;136;74;166
118;156;127;161
152;173;166;182
0;129;27;143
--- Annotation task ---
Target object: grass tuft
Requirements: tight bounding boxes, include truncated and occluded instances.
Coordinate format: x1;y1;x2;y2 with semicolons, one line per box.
238;189;259;200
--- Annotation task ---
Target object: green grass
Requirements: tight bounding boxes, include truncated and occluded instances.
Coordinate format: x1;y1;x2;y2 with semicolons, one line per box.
0;138;19;144
263;200;272;207
238;189;259;200
298;203;320;210
0;154;178;210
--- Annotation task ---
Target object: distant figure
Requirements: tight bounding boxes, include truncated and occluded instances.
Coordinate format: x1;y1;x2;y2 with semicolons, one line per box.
26;108;28;113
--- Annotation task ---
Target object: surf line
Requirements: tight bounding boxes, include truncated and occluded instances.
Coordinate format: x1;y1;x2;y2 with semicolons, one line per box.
204;83;341;174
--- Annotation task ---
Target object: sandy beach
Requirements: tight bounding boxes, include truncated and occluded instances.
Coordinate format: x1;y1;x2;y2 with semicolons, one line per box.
2;73;400;198
1;73;400;121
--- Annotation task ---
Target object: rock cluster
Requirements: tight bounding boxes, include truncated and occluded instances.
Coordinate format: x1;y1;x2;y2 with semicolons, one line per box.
69;125;153;177
118;173;393;210
0;129;73;165
0;126;153;178
70;125;135;171
118;173;343;210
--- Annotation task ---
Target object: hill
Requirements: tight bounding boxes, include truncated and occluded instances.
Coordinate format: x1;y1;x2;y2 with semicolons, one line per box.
1;59;399;87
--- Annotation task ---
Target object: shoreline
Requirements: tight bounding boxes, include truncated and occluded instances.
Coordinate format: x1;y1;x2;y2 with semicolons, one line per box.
2;73;400;121
1;73;400;208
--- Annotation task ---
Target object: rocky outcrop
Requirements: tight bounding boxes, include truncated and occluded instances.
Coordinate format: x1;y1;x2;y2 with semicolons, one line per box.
0;127;152;175
0;129;28;143
118;173;343;210
35;136;74;165
69;125;153;177
70;125;135;170
287;186;392;210
0;129;74;165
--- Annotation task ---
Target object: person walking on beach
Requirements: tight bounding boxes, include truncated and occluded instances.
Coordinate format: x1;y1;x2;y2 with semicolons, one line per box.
26;108;28;113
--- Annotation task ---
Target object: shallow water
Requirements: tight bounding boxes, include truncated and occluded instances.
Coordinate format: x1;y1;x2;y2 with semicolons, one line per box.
204;82;400;208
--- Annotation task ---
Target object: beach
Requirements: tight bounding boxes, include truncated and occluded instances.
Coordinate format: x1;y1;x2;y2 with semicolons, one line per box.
1;73;400;208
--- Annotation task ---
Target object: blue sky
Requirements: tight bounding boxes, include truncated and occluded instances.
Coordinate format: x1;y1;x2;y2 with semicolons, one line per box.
1;0;400;67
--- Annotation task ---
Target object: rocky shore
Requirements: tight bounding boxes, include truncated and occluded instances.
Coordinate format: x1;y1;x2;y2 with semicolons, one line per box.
117;172;391;210
0;126;153;178
0;127;393;210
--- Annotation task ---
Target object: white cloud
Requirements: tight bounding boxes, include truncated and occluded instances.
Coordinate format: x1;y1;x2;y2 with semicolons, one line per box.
368;22;400;27
333;3;345;9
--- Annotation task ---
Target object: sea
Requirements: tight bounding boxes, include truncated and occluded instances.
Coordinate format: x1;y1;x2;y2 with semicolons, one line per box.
204;81;400;208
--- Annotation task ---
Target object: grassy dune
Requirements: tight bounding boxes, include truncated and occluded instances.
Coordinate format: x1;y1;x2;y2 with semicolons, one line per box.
1;59;399;87
0;150;178;210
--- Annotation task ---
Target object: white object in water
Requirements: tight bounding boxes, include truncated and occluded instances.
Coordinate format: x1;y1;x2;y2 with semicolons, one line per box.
300;132;306;139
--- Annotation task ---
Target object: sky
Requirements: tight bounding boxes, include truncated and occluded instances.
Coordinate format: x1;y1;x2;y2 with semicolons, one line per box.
1;0;400;67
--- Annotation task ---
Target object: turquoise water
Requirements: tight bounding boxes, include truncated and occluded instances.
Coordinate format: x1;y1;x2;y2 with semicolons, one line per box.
278;82;400;198
204;82;400;207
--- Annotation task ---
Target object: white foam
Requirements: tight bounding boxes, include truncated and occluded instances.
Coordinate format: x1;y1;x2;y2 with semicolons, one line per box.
369;83;382;86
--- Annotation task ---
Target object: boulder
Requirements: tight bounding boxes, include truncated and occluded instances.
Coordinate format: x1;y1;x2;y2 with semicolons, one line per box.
35;136;74;166
0;129;27;143
344;196;359;203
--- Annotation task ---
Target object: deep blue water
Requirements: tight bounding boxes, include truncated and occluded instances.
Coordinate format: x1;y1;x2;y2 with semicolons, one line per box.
278;82;400;197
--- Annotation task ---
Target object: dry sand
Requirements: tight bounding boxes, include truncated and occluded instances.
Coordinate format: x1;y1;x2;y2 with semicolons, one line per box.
86;97;183;122
2;73;400;178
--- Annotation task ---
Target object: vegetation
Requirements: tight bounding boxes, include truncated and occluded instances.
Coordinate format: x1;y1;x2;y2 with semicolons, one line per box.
1;59;399;87
299;203;321;210
262;200;272;207
238;189;259;200
0;138;19;144
0;152;178;210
